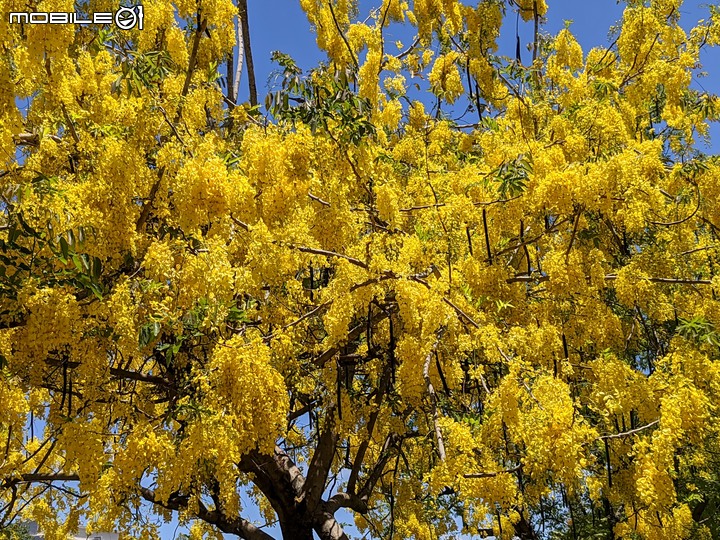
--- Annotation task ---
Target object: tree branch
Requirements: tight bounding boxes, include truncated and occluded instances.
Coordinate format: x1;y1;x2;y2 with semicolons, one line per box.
347;365;392;494
237;0;257;106
507;273;713;286
326;0;359;69
288;245;368;270
463;464;521;479
302;409;339;511
424;328;447;461
314;304;397;368
44;358;172;389
140;486;275;540
598;420;659;440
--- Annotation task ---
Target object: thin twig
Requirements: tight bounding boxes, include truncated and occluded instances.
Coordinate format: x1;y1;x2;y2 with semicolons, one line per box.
158;105;192;157
308;193;331;207
649;184;700;226
464;464;521;479
289;245;369;270
400;203;445;212
507;274;713;286
565;208;582;262
283;302;332;330
396;37;420;61
230;215;251;231
442;298;480;329
326;0;360;69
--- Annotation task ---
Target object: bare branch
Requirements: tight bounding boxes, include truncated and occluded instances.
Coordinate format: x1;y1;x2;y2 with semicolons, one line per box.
308;193;331;207
140;486;275;540
44;358;172;389
231;214;251;231
565;208;582;262
400;203;445;212
158;105;192;157
424;328;448;461
442;297;480;329
598;420;659;441
326;0;359;69
464;465;521;479
284;302;332;330
649;183;701;227
603;275;712;285
232;6;244;105
289;245;369;270
507;274;713;286
287;400;319;425
237;0;257;106
180;16;208;104
302;410;339;511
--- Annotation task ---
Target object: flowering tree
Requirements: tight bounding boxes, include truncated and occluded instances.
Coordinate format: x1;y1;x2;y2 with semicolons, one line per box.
2;0;720;539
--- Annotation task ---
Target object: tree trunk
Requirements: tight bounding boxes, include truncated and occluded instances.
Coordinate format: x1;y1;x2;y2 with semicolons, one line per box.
314;512;351;540
278;517;314;540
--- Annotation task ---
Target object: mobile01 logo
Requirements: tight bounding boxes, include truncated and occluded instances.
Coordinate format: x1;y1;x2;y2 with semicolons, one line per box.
9;5;143;30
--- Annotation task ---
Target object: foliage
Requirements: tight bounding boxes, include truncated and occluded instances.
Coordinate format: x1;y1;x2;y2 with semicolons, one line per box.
1;1;720;540
0;524;31;540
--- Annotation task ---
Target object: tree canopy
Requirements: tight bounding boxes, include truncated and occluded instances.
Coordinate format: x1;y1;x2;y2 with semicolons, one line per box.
2;0;720;539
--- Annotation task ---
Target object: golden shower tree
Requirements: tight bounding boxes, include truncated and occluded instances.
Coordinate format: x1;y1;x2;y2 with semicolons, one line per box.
2;0;720;538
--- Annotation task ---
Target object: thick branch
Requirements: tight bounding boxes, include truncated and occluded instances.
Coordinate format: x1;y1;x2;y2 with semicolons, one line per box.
233;20;244;104
324;492;367;515
238;446;306;522
237;0;257;106
302;410;339;511
180;17;208;103
313;512;350;540
140;486;274;540
44;358;172;389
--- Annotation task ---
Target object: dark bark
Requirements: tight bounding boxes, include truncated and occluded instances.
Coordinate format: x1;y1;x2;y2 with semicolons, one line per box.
140;486;274;540
237;0;257;106
237;444;352;540
514;512;539;540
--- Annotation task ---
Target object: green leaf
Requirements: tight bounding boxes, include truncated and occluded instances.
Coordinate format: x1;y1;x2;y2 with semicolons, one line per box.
59;237;69;261
8;227;21;245
228;305;249;322
92;257;102;281
139;321;161;348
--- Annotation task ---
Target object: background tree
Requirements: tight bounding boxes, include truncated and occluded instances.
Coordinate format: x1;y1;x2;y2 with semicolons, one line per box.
0;523;31;540
1;0;720;539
